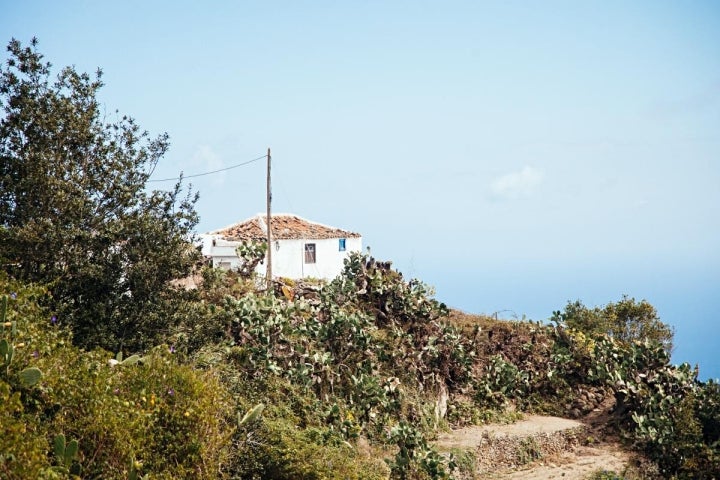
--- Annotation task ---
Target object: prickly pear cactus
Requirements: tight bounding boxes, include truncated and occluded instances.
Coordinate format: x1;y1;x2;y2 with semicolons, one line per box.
19;367;43;387
54;433;79;467
238;403;265;428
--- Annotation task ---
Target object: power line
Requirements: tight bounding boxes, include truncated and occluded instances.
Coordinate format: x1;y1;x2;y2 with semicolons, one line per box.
147;154;267;182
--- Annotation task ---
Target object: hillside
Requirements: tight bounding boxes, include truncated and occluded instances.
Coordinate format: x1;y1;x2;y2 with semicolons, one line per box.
2;253;719;479
2;38;718;479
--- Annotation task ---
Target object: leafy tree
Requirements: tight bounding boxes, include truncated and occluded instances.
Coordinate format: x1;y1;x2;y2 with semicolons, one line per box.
551;300;604;337
603;295;673;352
0;38;199;352
552;295;673;352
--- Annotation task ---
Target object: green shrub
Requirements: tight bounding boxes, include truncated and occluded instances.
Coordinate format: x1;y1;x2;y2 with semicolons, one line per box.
475;355;528;407
0;380;50;479
386;421;454;480
697;379;720;446
552;296;673;353
589;335;720;478
36;347;234;479
230;399;389;480
1;276;236;479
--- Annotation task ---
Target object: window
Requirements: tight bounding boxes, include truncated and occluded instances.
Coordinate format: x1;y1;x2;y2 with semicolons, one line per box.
304;243;316;264
338;238;346;251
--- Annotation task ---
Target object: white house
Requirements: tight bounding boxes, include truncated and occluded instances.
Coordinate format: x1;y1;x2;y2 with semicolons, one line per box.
199;214;362;281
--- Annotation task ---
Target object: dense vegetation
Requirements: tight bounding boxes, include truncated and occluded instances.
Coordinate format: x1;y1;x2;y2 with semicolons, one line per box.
1;39;718;479
0;38;199;353
3;258;720;479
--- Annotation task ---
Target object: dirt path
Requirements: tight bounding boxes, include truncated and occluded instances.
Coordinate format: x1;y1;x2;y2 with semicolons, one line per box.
436;415;583;449
435;415;631;480
494;445;629;479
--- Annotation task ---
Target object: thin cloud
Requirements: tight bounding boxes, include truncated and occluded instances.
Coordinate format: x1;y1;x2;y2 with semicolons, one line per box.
489;166;544;200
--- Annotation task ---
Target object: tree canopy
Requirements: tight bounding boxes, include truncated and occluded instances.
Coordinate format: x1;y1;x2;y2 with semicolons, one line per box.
552;295;674;352
0;38;199;352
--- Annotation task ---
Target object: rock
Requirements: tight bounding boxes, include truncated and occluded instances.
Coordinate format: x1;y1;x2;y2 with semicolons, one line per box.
434;382;449;423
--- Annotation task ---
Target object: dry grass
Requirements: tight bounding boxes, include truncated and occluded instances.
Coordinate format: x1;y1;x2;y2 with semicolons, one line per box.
446;309;502;335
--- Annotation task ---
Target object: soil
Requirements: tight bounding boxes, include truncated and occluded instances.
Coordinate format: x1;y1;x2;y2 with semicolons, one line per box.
493;445;629;479
436;415;584;449
435;415;631;480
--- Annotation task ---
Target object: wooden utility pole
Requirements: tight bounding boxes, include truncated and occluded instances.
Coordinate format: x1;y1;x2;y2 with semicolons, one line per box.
266;148;272;290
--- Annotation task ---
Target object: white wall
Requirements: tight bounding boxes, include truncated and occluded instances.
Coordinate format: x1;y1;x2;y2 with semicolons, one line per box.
198;235;244;269
263;237;362;280
200;234;362;280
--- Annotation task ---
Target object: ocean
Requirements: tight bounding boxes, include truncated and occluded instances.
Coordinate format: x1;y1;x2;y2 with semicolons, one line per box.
421;261;719;381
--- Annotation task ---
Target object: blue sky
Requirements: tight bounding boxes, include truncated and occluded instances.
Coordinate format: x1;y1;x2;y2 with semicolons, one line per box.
2;1;719;377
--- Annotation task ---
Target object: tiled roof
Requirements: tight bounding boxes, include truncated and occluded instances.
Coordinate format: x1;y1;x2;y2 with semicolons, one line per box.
210;214;361;241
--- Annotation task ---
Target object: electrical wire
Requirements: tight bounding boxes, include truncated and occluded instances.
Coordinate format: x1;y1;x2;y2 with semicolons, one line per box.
146;154;267;182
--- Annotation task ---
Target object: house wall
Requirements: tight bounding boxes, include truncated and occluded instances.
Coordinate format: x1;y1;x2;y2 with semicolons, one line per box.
199;234;362;280
260;236;362;280
199;236;244;270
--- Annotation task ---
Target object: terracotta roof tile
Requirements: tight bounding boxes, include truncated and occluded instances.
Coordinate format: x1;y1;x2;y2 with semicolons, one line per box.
210;214;361;241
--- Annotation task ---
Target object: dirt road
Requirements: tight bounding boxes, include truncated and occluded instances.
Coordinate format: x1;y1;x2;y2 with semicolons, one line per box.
435;415;630;480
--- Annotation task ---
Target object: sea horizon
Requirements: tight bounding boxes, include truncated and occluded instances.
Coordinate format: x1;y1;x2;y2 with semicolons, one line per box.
414;260;719;381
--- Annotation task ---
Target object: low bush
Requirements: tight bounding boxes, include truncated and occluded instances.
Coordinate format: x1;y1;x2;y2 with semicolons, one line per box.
0;379;49;478
587;335;720;478
1;276;236;479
